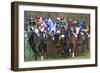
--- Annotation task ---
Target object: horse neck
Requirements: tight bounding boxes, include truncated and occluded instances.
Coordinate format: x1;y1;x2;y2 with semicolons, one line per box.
55;33;60;41
83;31;88;39
41;31;47;39
29;32;38;43
78;31;85;39
70;32;76;39
33;32;38;38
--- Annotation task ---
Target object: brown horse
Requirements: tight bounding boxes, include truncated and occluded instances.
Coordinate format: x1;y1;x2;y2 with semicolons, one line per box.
55;27;69;57
69;31;77;58
55;32;62;55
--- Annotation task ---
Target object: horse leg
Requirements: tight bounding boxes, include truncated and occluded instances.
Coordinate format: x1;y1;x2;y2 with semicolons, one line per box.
39;41;48;60
34;42;41;60
43;44;48;59
63;43;69;57
69;41;74;58
66;46;70;57
72;48;75;58
74;42;77;57
39;43;44;60
72;42;76;58
69;42;73;57
66;39;70;57
31;48;38;60
76;43;81;56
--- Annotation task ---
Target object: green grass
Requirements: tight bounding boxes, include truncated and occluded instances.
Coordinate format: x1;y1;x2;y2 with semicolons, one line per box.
24;48;90;61
24;36;90;61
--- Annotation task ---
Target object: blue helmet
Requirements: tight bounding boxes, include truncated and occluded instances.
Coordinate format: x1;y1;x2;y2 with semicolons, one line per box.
79;20;84;26
79;20;84;30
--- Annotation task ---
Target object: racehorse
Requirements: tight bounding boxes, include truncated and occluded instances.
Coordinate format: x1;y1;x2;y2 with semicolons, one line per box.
82;24;90;50
76;30;88;56
64;19;77;58
28;28;48;60
59;27;69;56
69;30;77;58
76;24;90;56
28;30;40;60
55;30;61;56
39;30;48;60
55;26;69;57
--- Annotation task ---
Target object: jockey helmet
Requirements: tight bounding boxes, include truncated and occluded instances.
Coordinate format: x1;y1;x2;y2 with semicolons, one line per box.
29;16;34;20
79;20;84;25
67;19;73;22
60;16;64;20
73;20;77;24
29;16;35;23
36;15;40;19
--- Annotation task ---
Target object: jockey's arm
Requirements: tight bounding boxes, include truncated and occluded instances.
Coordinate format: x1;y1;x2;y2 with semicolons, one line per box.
82;25;89;32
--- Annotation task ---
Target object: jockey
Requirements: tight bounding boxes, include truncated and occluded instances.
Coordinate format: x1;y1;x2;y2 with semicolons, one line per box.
29;16;35;24
72;20;79;38
44;17;56;40
60;16;68;30
67;19;74;32
74;23;80;38
79;20;85;30
78;20;89;37
82;24;89;32
56;17;61;25
56;17;61;28
45;17;56;33
35;16;47;32
28;16;37;32
81;24;90;37
72;20;77;32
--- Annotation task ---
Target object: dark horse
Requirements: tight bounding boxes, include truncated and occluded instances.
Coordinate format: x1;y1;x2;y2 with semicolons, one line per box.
28;31;40;60
28;29;47;60
39;31;48;60
77;30;89;56
76;24;90;56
